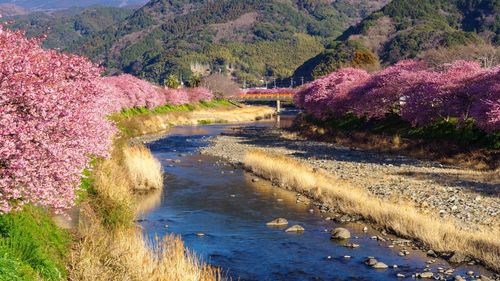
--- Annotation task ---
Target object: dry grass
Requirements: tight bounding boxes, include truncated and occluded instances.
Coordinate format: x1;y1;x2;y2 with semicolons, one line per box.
119;105;275;137
69;204;221;281
123;145;163;192
243;149;500;271
69;140;222;280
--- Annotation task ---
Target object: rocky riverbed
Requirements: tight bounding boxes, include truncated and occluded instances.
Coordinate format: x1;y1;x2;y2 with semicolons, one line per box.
200;126;500;231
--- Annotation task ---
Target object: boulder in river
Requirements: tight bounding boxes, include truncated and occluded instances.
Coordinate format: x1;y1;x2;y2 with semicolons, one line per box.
285;225;305;232
372;262;388;269
364;258;378;266
331;227;351;239
266;218;289;226
448;252;470;263
416;272;433;279
426;250;438;257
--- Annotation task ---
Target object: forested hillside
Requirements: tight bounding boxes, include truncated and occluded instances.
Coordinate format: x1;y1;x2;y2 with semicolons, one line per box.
10;0;389;84
0;0;147;10
8;7;133;50
7;0;497;84
341;0;498;62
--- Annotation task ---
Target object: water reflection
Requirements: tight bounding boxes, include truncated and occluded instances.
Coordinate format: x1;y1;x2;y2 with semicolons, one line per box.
139;116;494;281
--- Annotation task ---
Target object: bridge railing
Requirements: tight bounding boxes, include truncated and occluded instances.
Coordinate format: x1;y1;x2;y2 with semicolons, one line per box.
238;93;294;100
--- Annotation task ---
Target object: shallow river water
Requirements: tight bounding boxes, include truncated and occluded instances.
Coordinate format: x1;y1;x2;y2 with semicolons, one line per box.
138;115;493;281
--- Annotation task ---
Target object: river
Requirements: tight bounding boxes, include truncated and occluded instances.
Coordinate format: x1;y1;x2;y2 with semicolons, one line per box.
137;113;493;281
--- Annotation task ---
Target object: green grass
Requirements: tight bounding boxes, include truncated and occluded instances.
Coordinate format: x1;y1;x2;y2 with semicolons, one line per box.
197;119;229;125
112;100;233;119
307;113;500;150
0;206;71;281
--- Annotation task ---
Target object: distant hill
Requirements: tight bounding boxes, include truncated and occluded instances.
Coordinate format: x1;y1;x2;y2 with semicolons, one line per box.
0;3;29;16
8;7;133;50
293;0;499;80
0;0;148;10
59;0;390;85
339;0;499;63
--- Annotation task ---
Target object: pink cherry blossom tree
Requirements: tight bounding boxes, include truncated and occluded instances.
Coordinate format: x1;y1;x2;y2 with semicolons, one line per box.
0;24;116;213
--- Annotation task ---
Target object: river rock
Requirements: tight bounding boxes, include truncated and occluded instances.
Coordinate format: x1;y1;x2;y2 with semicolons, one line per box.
479;275;492;281
364;258;378;266
252;178;259;182
448;252;470;263
372;262;388;269
331;228;351;239
285;225;305;232
454;276;466;281
426;250;438;257
344;243;360;248
396;273;406;278
416;272;433;279
266;218;289;226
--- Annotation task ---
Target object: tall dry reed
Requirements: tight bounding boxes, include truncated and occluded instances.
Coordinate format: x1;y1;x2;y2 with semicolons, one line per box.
123;145;163;192
69;141;222;280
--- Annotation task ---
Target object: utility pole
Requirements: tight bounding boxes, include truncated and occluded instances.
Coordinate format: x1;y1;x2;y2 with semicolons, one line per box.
290;77;294;88
301;76;304;86
273;78;277;89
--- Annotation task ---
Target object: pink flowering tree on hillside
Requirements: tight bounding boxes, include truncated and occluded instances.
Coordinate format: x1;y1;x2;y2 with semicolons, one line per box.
0;24;116;213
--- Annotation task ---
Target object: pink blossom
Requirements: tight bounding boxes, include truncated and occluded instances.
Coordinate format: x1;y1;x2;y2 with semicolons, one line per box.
295;60;500;132
0;23;116;213
0;24;215;214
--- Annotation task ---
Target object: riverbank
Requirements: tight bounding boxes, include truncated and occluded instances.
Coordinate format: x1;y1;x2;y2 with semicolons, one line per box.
293;114;499;170
111;100;275;138
200;125;500;273
67;102;274;280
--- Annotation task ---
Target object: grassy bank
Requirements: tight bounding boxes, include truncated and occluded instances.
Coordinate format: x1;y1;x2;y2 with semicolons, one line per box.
243;149;500;272
0;206;70;281
112;100;275;138
294;113;500;170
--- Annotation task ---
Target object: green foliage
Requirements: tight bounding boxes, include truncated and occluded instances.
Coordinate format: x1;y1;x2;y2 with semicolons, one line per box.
186;74;201;87
112;99;232;119
0;206;70;281
164;74;181;88
6;7;133;50
294;41;378;80
336;0;498;64
6;0;388;84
